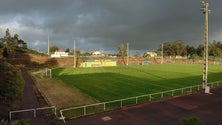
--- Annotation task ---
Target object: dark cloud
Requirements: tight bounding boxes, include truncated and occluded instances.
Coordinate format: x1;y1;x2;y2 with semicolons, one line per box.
0;0;222;54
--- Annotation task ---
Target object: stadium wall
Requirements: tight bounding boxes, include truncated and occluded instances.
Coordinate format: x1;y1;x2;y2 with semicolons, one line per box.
80;60;117;67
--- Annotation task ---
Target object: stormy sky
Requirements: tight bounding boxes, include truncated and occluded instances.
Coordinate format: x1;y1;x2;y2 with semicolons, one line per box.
0;0;222;54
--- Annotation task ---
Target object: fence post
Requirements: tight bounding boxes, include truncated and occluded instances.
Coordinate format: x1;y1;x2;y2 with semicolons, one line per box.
54;107;57;115
9;112;11;121
120;100;123;108
34;109;36;118
104;103;106;111
149;94;151;101
49;69;52;78
45;68;47;77
190;87;192;93
83;106;86;116
161;92;163;98
136;97;138;104
182;88;184;95
171;90;174;97
60;111;66;123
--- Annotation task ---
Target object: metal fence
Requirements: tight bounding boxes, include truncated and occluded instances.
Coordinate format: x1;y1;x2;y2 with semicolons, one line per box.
9;106;56;121
59;80;222;123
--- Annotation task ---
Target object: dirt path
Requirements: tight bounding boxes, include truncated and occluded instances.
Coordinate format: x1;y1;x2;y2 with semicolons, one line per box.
19;69;49;125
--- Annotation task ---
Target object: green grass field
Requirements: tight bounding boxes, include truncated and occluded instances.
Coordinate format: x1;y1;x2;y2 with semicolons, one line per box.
53;64;222;102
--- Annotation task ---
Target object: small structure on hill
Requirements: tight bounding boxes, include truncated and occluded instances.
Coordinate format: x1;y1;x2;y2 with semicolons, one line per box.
144;51;157;58
80;60;117;67
51;50;68;58
91;51;104;56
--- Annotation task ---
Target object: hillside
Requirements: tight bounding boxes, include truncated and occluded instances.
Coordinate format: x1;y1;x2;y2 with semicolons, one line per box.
0;59;25;118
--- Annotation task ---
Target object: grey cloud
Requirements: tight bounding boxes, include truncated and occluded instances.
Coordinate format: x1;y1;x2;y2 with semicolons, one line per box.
0;0;222;53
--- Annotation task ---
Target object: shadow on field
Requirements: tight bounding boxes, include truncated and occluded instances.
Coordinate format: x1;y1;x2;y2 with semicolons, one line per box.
53;68;222;102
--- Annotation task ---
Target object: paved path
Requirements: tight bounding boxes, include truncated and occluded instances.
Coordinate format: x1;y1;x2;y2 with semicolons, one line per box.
19;69;49;125
67;87;222;125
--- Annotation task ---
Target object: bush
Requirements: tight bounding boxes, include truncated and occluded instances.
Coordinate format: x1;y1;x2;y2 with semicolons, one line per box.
14;119;30;125
181;117;202;125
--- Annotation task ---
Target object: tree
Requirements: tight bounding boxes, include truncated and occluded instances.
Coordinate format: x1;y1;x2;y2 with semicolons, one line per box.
196;44;204;57
134;51;140;58
3;47;9;58
117;43;127;57
209;40;222;57
159;40;186;57
174;40;186;56
186;45;196;58
65;48;70;53
162;42;174;56
80;52;91;56
5;28;11;39
49;46;59;53
117;43;127;65
13;34;19;45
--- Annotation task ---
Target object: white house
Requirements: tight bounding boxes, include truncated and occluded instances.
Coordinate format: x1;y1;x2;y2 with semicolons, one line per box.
92;51;104;56
51;50;68;58
145;51;157;57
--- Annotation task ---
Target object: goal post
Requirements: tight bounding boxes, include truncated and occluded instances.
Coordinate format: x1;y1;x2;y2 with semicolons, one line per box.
43;68;52;78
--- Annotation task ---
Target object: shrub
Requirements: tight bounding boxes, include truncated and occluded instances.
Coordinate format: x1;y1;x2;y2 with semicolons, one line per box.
181;117;202;125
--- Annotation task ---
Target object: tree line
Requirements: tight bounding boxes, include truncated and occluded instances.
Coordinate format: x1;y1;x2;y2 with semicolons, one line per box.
50;40;222;59
156;40;222;58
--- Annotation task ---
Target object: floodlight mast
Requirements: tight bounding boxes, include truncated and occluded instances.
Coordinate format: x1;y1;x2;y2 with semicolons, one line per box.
48;36;50;55
200;1;210;92
73;40;76;68
161;43;164;64
126;42;129;66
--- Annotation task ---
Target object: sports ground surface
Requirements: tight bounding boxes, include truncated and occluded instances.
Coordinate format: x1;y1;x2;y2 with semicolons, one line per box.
18;64;222;125
53;64;222;101
67;86;222;125
51;64;222;124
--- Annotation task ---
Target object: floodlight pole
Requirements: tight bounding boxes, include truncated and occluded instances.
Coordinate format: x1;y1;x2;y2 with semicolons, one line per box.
200;1;210;93
161;43;164;64
126;42;129;66
48;36;50;55
73;40;76;68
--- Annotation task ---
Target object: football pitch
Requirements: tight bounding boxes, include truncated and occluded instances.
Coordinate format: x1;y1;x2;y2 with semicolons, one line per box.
52;64;222;102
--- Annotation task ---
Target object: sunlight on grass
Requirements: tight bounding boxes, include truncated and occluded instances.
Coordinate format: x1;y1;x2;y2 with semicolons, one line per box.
53;64;222;101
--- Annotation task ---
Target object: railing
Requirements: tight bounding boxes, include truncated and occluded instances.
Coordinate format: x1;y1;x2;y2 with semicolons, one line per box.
59;80;222;123
9;106;56;121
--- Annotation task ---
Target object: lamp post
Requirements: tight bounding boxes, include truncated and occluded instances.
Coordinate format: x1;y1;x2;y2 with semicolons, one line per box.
73;40;76;68
48;36;50;55
161;43;164;64
200;1;210;93
126;42;129;66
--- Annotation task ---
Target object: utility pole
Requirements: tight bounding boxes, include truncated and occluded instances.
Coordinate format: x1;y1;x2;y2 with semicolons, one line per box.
73;40;76;68
48;36;50;55
200;1;210;93
126;42;129;66
161;43;164;64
